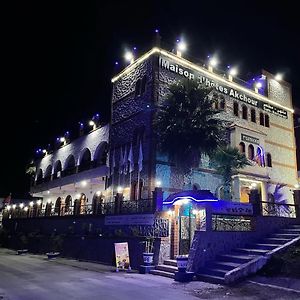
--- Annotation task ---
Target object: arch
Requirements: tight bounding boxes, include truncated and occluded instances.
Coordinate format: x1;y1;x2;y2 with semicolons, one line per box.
239;142;245;153
92;192;104;214
141;75;147;95
54;197;61;215
256;146;265;167
135;79;141;97
233;101;239;116
79;148;92;172
36;169;43;183
251;108;256;123
248;144;254;160
266;153;272;167
64;155;76;176
192;183;200;191
94;142;109;167
242;105;248;120
65;195;72;214
260;112;265;126
265;114;270;127
53;160;62;179
44;165;52;182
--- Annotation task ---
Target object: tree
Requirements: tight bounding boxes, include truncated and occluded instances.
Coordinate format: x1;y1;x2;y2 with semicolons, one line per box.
154;80;226;187
213;146;251;200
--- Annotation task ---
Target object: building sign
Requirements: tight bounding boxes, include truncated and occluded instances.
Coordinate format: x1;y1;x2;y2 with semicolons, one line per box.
159;57;288;119
105;214;155;225
211;201;253;216
114;242;130;270
241;134;259;145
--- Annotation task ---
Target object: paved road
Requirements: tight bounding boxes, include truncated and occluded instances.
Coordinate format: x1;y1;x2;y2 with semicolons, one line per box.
0;248;299;300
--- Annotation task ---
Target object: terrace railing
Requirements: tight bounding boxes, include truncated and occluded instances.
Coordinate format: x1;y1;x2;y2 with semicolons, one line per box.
260;201;297;218
2;198;155;220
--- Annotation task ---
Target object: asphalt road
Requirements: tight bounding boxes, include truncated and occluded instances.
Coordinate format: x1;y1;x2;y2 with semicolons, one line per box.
0;248;299;300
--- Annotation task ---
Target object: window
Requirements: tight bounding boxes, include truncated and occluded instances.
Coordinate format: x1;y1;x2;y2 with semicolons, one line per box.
135;79;141;97
242;105;248;120
141;75;147;95
266;153;272;167
251;109;256;123
220;97;225;110
239;142;245;153
265;114;270;127
248;144;254;160
79;148;92;172
233;102;239;116
260;112;265;126
256;146;265;167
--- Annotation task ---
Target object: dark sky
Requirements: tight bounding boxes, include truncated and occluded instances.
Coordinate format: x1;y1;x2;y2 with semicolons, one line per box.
1;1;299;197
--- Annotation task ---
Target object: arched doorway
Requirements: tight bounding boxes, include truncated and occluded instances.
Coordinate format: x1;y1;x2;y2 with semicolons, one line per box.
65;195;72;214
54;197;61;215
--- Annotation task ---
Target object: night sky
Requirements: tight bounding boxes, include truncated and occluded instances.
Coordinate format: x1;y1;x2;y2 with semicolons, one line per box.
1;1;299;198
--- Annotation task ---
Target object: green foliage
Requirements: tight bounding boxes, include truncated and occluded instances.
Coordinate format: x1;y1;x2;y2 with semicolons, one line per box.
213;146;251;199
154;80;226;169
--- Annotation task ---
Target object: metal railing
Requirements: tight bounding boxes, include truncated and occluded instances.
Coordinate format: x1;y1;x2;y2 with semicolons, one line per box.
2;199;155;219
260;201;297;218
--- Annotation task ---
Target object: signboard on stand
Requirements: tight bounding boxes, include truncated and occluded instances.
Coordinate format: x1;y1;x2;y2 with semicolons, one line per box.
114;242;130;270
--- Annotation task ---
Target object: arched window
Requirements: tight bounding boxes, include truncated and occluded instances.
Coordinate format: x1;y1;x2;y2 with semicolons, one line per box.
248;144;254;160
220;97;225;110
54;197;61;215
53;160;62;179
79;148;91;172
94;142;109;167
92;192;104;215
36;169;43;184
266;153;272;167
239;142;246;153
135;79;141;97
251;109;256;123
265;114;270;127
64;155;76;176
44;165;52;182
256;146;265;167
242;105;248;120
260;112;265;126
233;102;239;116
65;195;72;214
141;75;147;95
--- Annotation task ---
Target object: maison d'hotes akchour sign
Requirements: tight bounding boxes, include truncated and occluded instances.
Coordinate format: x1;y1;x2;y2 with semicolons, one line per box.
159;57;288;119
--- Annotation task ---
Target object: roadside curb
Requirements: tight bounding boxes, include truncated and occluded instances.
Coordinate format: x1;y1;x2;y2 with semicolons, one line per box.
247;280;300;294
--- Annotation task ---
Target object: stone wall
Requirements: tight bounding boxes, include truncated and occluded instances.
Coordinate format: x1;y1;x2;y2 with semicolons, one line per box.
187;216;300;273
2;214;167;269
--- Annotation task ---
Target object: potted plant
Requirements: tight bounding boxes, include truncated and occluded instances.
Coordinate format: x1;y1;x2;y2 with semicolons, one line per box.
17;234;29;255
142;236;155;266
176;254;189;272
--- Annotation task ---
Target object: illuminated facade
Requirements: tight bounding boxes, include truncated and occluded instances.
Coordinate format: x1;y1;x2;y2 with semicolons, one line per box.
110;47;298;208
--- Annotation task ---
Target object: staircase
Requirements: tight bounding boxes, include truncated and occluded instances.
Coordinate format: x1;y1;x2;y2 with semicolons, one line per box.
197;224;300;284
150;259;178;279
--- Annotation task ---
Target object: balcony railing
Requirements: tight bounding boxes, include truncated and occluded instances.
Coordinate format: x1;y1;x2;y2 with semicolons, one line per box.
260;201;297;218
2;199;155;220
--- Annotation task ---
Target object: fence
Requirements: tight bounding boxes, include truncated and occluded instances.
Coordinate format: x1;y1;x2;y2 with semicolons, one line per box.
2;199;155;219
260;201;297;218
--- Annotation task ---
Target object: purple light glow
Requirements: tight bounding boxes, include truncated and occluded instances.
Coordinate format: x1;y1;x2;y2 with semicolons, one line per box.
115;61;119;65
155;29;159;33
133;47;137;50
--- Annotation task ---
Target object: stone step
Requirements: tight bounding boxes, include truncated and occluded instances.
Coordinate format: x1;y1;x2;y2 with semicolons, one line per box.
217;254;256;264
199;268;228;277
209;261;241;271
264;237;291;244
196;273;225;284
249;243;282;250
271;233;299;238
163;259;177;267
150;269;175;279
156;264;178;273
233;248;269;255
280;229;300;233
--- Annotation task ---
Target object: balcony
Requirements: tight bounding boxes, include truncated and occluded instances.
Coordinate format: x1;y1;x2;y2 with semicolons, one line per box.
31;164;108;194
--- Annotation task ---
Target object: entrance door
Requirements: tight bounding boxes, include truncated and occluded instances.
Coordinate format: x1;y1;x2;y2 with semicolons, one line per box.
179;204;196;255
